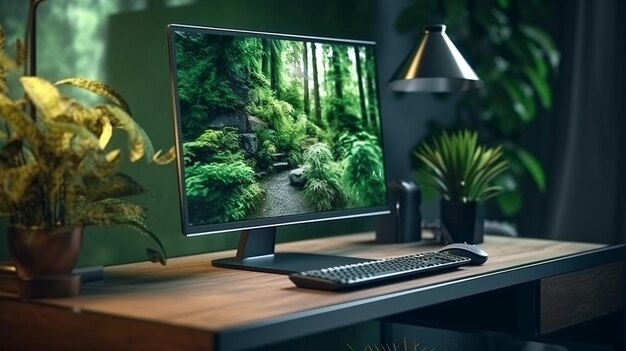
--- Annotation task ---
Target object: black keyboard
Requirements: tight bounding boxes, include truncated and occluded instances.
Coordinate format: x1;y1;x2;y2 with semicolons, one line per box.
289;252;471;291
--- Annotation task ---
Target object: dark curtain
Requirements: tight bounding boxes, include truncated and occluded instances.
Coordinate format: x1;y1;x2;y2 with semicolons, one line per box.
532;0;626;244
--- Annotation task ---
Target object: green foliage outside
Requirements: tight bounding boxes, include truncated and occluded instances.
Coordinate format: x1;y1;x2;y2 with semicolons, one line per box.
342;139;386;207
185;161;264;224
175;34;254;139
248;95;308;154
303;143;345;211
173;29;387;224
183;127;242;165
397;0;558;216
183;127;263;225
335;131;379;160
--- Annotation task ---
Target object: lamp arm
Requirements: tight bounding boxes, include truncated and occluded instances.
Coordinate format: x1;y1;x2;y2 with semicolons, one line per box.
25;0;47;77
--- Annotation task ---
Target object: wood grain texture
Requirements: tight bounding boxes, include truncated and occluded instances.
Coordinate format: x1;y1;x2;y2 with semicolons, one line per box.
6;234;604;329
0;233;610;350
0;298;213;351
540;261;624;333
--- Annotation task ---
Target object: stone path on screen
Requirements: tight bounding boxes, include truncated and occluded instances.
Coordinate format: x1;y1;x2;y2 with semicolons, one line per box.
257;169;312;218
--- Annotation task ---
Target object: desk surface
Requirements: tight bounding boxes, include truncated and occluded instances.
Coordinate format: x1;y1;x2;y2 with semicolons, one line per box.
1;233;622;351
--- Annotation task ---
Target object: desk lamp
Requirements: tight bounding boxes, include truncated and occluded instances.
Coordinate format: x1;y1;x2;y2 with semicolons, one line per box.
389;24;480;92
376;24;481;244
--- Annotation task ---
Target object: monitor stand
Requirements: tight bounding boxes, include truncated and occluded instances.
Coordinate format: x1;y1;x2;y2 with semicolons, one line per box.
212;227;373;274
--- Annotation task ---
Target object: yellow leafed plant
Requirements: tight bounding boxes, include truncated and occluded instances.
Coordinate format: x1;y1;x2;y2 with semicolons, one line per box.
0;25;175;265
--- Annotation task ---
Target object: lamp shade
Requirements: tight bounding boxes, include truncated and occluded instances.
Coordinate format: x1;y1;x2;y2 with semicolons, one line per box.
389;24;480;92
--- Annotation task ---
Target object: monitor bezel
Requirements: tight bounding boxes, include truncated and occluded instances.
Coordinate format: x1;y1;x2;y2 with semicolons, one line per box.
167;23;390;237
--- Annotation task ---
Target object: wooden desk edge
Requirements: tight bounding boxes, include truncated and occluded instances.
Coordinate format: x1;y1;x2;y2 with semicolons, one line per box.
0;234;622;351
0;298;214;351
215;244;624;350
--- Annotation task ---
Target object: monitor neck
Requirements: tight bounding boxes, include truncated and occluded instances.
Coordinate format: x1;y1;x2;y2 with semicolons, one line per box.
212;227;372;274
236;227;276;259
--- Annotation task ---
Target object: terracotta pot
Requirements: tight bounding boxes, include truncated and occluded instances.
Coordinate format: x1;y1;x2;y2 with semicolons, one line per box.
7;225;83;279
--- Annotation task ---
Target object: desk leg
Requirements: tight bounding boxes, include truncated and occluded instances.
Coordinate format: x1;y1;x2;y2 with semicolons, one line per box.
515;280;540;338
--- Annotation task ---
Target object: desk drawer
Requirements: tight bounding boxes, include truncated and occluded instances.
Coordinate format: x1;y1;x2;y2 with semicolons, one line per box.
540;261;623;334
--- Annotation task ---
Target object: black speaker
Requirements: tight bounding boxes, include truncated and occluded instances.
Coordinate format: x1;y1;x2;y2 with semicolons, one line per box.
376;180;422;243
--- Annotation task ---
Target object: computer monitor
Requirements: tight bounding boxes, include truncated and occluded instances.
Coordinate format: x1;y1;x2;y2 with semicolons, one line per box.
167;24;389;274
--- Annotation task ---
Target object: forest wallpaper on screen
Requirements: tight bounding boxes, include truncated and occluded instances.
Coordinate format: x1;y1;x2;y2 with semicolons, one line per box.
172;28;387;226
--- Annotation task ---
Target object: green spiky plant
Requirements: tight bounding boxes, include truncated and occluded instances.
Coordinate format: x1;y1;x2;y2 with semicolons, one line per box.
398;0;558;216
415;130;508;203
0;25;175;265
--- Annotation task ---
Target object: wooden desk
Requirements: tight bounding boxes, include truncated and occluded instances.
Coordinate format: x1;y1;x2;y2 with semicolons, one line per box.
0;234;623;351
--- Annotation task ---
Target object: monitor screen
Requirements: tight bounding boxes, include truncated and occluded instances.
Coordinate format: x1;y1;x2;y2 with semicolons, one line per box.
167;24;389;237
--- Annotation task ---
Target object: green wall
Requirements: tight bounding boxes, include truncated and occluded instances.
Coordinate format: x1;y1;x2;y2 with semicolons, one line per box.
0;0;381;267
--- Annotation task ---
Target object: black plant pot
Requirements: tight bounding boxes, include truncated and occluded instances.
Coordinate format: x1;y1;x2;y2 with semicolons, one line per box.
440;200;484;244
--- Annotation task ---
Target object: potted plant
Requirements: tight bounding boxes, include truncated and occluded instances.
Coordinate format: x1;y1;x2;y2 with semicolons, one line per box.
397;0;557;218
0;25;175;291
414;130;508;244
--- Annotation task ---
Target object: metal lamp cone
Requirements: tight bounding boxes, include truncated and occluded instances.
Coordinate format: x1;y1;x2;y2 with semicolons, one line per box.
389;24;481;92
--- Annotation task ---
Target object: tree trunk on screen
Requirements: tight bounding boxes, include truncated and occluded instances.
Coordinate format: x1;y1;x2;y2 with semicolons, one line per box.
311;43;322;125
261;38;270;79
365;47;379;129
270;41;281;99
303;42;310;116
330;46;345;125
354;46;367;127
